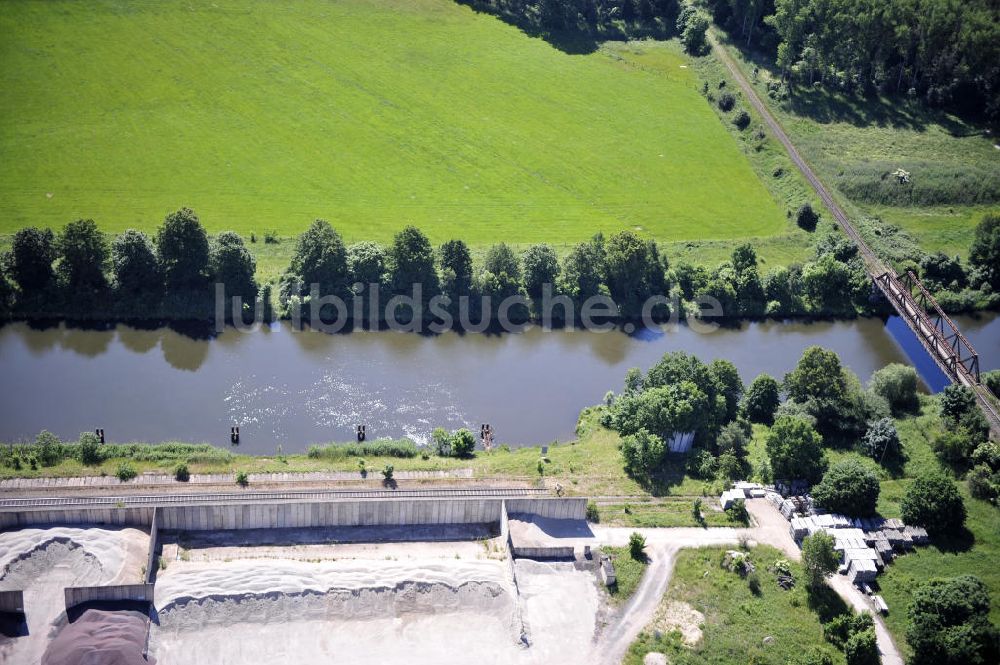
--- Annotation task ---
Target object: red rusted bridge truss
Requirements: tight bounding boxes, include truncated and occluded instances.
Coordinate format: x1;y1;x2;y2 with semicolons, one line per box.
874;270;999;432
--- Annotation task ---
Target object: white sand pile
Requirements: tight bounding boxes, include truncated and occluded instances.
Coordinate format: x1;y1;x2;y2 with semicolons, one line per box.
154;557;509;613
0;527;149;665
0;526;148;586
154;558;513;628
149;556;601;665
41;608;153;665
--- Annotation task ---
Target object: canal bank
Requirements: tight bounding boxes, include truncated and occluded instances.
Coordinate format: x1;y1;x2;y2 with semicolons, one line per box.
0;314;996;449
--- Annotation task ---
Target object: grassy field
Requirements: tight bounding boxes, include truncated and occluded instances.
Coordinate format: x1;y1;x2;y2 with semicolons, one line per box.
0;409;712;498
603;545;650;606
625;545;843;665
596;498;736;528
0;0;794;257
712;32;1000;260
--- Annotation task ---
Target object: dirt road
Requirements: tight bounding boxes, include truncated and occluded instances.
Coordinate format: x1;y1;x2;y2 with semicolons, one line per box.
588;501;903;665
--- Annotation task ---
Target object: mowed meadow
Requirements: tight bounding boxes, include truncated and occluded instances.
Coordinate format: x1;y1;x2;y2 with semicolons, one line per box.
0;0;790;249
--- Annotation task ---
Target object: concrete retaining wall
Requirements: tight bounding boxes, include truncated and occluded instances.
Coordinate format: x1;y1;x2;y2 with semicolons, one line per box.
500;500;510;542
0;506;154;530
511;545;576;559
144;508;159;584
504;498;586;520
0;497;585;532
0;590;24;614
64;583;155;610
158;498;509;530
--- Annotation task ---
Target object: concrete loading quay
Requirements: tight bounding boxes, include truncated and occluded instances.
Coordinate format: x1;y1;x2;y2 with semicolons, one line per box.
0;488;597;665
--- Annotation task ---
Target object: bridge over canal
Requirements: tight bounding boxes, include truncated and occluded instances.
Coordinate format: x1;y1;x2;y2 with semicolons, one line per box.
710;31;999;434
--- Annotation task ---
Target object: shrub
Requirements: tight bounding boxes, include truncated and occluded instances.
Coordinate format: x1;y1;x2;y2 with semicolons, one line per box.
307;439;419;459
844;627;879;665
931;429;978;467
620;429;666;479
824;612;875;648
680;9;709;55
801;531;838;588
586;501;600;523
765;415;827;484
628;532;646;560
692;498;704;525
115;461;137;482
800;649;835;665
742;373;781;425
695;449;718;480
972;441;1000;471
174;463;190;482
381;464;394;482
747;570;761;595
968;213;1000;289
450;428;476;458
78;432;102;465
984;370;1000;399
726;498;750;525
812;460;880;516
907;575;999;665
901;472;966;534
718;91;736;112
967;465;998;502
235;470;249;487
716;451;747;482
733;109;751;130
868;364;920;415
796;203;820;231
432;428;452;457
36;430;62;467
862;417;900;463
940;384;977;422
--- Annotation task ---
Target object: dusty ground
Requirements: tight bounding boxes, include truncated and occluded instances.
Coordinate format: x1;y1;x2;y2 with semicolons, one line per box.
0;526;149;665
163;524;499;564
653;601;704;647
149;528;599;665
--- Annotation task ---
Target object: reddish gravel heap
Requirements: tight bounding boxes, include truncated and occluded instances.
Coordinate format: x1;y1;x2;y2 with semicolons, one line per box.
42;609;153;665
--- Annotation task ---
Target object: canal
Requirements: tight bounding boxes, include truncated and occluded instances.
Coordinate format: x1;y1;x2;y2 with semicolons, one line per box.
0;314;997;452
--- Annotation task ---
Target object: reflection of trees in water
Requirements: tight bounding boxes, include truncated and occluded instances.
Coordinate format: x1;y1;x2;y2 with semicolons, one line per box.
117;324;161;355
160;322;215;372
60;325;115;358
23;321;116;358
21;320;64;355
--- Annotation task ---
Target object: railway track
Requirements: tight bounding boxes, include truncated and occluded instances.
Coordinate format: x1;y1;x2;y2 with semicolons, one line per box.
0;487;550;510
709;32;999;434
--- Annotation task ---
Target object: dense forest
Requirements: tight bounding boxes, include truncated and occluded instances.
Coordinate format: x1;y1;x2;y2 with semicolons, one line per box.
706;0;1000;120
